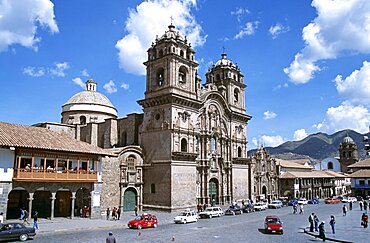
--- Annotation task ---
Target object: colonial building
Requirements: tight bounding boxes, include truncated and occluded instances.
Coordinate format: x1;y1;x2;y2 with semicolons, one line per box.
348;158;370;198
37;24;252;212
0;122;113;219
339;135;359;173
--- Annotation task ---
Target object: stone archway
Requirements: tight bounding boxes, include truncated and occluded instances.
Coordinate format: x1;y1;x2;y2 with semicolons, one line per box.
6;189;29;219
123;188;137;212
209;178;219;205
55;190;72;217
75;187;91;217
33;190;52;218
262;185;267;200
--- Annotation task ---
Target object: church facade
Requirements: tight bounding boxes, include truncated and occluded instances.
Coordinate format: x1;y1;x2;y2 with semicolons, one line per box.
42;24;252;212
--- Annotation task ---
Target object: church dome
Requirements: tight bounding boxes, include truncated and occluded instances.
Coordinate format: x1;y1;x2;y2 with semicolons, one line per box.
342;136;355;144
66;90;115;108
214;53;237;68
158;23;185;42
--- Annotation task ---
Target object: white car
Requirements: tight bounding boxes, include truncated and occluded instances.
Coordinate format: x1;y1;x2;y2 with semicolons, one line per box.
198;207;224;218
174;210;198;224
298;198;308;205
342;197;357;203
268;200;283;209
254;202;268;211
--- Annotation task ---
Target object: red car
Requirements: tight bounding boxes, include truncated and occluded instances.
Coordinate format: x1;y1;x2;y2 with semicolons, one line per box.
264;215;283;234
128;214;158;229
325;198;341;204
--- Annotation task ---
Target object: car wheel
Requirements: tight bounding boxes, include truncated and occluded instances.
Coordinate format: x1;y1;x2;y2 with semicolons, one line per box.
281;230;284;235
137;224;142;230
153;223;158;228
19;234;28;242
209;214;212;218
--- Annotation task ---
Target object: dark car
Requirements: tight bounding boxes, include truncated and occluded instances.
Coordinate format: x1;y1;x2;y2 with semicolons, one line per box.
225;205;243;216
264;215;283;234
308;198;319;204
0;223;36;242
242;203;255;213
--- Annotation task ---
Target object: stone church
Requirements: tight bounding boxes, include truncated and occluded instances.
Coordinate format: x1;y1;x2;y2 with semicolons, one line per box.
43;24;252;212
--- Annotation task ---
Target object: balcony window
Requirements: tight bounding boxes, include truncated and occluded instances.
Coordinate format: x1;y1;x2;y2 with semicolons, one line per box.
127;156;136;171
359;180;365;186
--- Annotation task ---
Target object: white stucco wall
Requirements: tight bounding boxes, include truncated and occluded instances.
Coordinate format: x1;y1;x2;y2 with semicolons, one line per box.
315;157;340;172
0;148;15;181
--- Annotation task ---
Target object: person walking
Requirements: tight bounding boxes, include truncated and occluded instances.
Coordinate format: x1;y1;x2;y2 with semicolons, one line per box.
33;211;39;230
364;201;368;213
314;214;320;232
349;201;353;210
106;232;116;243
134;206;138;216
342;205;347;216
19;208;25;220
117;207;121;220
299;204;304;214
318;221;326;242
23;209;30;225
0;212;4;223
106;208;110;220
329;215;335;234
360;201;363;211
293;204;297;214
362;213;368;228
308;213;314;232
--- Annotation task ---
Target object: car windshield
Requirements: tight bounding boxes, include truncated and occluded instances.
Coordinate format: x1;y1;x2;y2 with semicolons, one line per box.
266;218;281;224
205;208;213;212
179;212;189;216
134;216;144;220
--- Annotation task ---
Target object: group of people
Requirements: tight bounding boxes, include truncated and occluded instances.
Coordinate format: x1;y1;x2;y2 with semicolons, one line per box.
19;208;39;230
292;203;304;214
359;200;369;212
80;206;90;218
308;213;335;242
106;207;121;220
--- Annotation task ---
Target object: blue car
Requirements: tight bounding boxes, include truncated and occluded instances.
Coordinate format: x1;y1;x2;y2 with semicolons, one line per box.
308;198;319;204
288;199;298;206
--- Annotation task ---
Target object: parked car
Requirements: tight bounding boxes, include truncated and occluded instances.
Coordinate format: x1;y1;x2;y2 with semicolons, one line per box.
298;198;308;205
341;197;357;203
325;198;341;204
0;222;36;242
254;202;268;211
225;205;243;216
128;213;158;229
174;210;198;224
308;198;319;204
264;215;283;234
198;207;224;218
268;200;283;209
242;203;255;213
288;199;298;206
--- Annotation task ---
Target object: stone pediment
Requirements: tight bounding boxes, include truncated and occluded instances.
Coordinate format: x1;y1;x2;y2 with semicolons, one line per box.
172;151;199;161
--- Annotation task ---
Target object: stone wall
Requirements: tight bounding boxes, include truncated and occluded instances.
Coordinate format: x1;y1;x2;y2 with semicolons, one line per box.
171;163;197;209
0;182;11;218
100;157;120;216
232;164;249;201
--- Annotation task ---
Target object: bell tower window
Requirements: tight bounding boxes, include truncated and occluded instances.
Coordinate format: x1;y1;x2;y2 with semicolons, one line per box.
181;138;188;152
180;50;184;58
179;66;187;84
80;115;86;125
234;88;239;103
156;68;165;87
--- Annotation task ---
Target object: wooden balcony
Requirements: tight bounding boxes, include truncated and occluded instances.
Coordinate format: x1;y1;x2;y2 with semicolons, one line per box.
13;169;98;182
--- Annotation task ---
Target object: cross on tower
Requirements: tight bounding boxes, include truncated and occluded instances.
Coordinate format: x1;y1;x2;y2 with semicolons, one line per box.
222;46;226;53
170;16;174;25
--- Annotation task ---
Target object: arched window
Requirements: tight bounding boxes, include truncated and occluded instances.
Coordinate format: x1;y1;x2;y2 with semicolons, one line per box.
328;162;333;170
216;74;220;81
159;49;163;58
348;151;352;157
156;68;165;86
178;66;187;84
127;156;136;171
173;47;175;53
180;50;184;58
80;115;86;125
238;147;242;157
181;138;188;152
211;136;216;152
234;88;239;103
233;74;236;80
342;151;346;157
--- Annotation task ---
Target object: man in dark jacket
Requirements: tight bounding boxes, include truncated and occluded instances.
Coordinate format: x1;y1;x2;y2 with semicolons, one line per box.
319;221;326;242
106;232;116;243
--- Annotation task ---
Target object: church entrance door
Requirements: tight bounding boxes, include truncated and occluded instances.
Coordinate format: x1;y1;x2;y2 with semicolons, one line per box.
123;188;137;212
209;178;219;205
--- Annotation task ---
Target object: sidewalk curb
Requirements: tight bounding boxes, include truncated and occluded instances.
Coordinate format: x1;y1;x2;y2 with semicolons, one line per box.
37;223;127;235
303;229;354;243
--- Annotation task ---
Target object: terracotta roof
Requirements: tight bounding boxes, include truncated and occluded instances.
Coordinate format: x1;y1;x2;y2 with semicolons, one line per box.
287;159;311;165
323;170;346;178
0;122;113;156
275;159;312;169
279;170;334;179
349;169;370;178
347;158;370;168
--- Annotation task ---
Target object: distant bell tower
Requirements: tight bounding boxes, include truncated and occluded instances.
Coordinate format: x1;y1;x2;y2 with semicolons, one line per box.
339;135;359;173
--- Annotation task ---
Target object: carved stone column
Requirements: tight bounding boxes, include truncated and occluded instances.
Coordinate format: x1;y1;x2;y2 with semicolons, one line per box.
70;192;76;219
50;192;56;219
28;192;34;220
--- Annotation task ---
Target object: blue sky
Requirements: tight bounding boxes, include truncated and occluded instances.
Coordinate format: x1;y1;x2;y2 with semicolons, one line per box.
1;0;370;149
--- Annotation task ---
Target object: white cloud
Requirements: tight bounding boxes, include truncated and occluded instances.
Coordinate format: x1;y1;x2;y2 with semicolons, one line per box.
72;77;85;89
121;82;129;90
116;0;206;76
0;0;58;52
81;69;89;77
104;80;117;94
294;129;308;141
263;111;277;120
335;61;370;106
284;0;370;84
231;7;250;22
234;21;258;39
313;102;370;134
49;62;69;77
269;23;290;39
260;135;285;147
274;83;289;90
23;66;45;77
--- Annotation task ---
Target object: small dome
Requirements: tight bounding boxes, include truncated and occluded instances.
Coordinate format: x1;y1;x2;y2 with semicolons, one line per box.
214;53;237;68
342;136;355;144
158;24;185;42
65;91;115;108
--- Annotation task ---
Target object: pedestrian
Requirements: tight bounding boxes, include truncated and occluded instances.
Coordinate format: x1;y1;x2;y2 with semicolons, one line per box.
117;207;121;220
293;204;297;214
203;203;207;211
106;232;116;243
349;201;353;210
364;201;368;213
329;215;335;234
362;213;368;228
360;201;363;211
19;208;25;220
23;209;30;225
0;212;3;223
308;213;314;232
33;211;39;230
342;205;347;216
106;208;110;220
299;204;304;214
314;214;320;232
112;207;117;220
197;203;201;213
318;221;326;242
134;206;138;216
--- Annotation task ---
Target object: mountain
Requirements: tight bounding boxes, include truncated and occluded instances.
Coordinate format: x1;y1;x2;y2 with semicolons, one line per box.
248;129;369;161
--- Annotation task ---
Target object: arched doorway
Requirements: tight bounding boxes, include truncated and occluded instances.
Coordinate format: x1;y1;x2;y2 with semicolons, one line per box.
7;189;29;219
123;188;137;212
75;187;91;217
262;185;267;200
33;190;52;218
55;191;72;217
209;178;219;205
